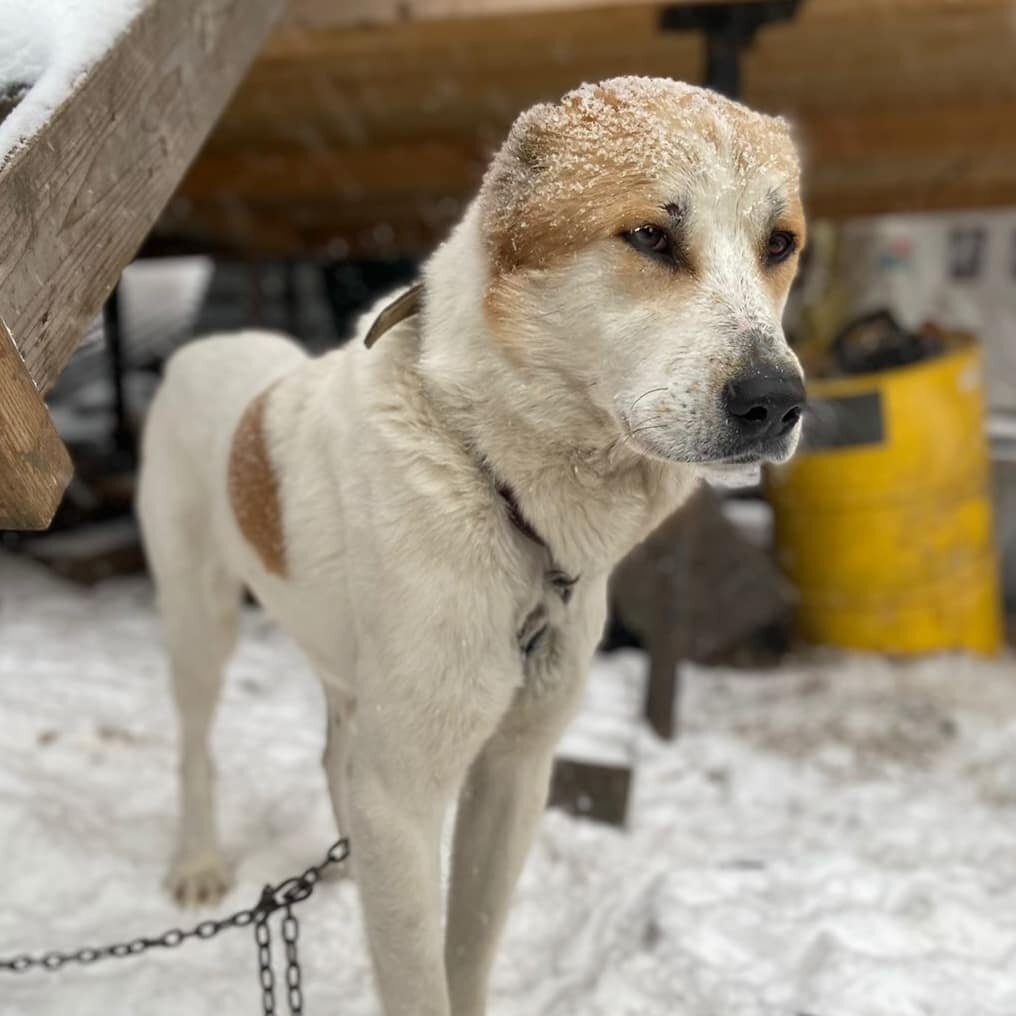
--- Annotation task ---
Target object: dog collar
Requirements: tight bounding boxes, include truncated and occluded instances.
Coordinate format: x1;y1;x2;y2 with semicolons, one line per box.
364;283;424;348
493;477;578;605
365;285;579;607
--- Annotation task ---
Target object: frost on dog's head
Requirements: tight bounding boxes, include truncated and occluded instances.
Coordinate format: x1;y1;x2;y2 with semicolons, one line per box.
477;77;807;471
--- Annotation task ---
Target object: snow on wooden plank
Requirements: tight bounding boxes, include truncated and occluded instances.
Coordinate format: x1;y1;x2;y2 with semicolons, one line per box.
0;0;285;394
0;0;145;163
0;0;284;529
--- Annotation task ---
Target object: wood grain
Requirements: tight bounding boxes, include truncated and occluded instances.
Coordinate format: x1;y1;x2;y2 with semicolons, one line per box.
0;0;285;395
0;320;72;530
0;0;283;527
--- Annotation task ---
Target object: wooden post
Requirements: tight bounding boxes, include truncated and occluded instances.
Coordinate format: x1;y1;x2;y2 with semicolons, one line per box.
612;483;796;740
643;612;687;741
0;0;285;528
642;498;697;740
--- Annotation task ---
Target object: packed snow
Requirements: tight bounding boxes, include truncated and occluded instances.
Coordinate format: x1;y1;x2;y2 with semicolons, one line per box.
0;0;143;162
2;551;1016;1015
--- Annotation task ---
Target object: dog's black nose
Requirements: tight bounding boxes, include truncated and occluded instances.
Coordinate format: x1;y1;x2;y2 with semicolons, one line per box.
724;373;806;440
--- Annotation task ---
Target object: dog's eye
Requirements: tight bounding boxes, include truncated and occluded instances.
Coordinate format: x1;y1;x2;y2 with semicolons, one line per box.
766;230;797;264
624;225;673;258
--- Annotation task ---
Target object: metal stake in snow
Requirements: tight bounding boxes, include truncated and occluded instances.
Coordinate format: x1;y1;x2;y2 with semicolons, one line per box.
0;839;350;1016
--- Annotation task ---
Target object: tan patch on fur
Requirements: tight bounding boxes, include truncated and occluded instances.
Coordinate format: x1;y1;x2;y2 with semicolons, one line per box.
480;77;800;276
481;78;804;345
228;387;286;576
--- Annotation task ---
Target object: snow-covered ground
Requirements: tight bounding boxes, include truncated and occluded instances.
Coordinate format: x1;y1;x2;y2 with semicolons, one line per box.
2;551;1016;1016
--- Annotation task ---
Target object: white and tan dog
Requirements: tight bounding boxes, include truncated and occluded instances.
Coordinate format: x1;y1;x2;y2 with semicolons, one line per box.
138;77;805;1016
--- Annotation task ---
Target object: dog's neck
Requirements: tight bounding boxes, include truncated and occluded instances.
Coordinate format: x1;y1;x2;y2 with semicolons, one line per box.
415;204;698;577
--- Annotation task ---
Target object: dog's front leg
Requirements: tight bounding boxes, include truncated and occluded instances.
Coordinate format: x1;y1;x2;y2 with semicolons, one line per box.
350;743;452;1016
349;646;516;1016
444;665;588;1016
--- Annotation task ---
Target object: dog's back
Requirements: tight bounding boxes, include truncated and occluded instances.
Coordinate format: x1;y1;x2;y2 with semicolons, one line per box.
138;331;306;587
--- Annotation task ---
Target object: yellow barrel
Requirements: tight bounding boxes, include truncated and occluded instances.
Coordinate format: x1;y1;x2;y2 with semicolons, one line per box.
766;337;1003;655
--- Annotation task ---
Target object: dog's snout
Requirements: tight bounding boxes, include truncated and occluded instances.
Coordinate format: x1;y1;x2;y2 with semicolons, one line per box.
724;372;806;440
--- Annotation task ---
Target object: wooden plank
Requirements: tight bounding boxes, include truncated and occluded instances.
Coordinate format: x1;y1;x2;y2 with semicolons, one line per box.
0;321;72;530
182;140;488;201
0;0;285;396
549;759;631;827
155;0;1016;255
163;97;1016;256
183;95;1016;207
550;650;645;826
805;102;1016;218
286;0;755;30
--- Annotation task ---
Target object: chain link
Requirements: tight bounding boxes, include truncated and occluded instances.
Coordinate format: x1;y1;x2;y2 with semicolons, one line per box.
255;906;276;1016
282;905;303;1016
0;838;349;1016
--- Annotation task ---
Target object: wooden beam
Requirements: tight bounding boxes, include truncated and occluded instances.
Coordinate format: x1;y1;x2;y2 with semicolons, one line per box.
0;0;284;396
0;321;72;530
0;0;283;529
183;100;1016;209
181;141;488;201
286;0;754;31
163;92;1016;258
158;0;1016;256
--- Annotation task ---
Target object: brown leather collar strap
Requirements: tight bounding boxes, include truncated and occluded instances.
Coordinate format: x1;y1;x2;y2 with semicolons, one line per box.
364;283;424;348
495;480;545;551
495;476;578;603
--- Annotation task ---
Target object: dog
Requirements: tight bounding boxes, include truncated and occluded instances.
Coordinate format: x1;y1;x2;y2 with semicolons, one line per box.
137;76;805;1016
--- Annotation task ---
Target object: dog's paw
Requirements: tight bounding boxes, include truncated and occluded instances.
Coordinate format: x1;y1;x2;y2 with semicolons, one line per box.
165;852;233;907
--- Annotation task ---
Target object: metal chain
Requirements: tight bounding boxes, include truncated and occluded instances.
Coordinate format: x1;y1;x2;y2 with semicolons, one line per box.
255;904;276;1016
282;905;303;1016
0;839;349;1016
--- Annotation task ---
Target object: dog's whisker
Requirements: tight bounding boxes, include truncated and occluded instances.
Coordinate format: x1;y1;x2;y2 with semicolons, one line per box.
628;387;668;417
630;426;665;438
618;419;672;453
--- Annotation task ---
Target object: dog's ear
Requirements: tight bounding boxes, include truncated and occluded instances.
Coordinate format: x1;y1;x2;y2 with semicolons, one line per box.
504;104;555;174
364;284;423;349
479;104;557;272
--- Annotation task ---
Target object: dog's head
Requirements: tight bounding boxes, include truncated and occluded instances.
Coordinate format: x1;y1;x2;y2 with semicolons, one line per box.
477;77;805;472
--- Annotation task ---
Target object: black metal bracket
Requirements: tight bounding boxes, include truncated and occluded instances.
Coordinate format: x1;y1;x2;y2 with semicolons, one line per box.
102;283;134;461
660;1;800;98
